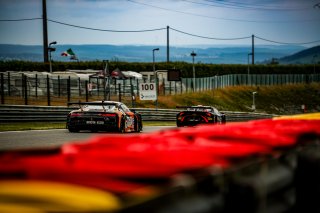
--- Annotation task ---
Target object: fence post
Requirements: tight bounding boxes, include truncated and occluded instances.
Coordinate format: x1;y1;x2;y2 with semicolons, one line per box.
123;79;126;96
95;78;98;96
35;74;38;98
136;79;139;97
0;73;4;104
23;74;28;105
114;79;117;93
130;78;135;108
47;75;50;106
118;83;121;102
67;77;71;103
85;80;89;102
7;72;10;96
174;81;177;94
163;78;165;96
78;77;81;96
58;75;61;97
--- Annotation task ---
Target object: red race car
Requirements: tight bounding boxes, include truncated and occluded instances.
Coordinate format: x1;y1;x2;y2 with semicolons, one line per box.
67;101;142;133
176;105;226;127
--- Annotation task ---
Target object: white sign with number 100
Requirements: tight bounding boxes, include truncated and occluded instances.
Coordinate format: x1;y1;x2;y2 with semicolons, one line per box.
139;83;157;100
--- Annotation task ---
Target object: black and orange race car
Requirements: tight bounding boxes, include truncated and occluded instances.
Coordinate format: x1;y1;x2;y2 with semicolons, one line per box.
66;101;142;133
176;105;226;127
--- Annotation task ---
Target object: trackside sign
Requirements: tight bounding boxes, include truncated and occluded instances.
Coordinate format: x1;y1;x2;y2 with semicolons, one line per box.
139;83;157;101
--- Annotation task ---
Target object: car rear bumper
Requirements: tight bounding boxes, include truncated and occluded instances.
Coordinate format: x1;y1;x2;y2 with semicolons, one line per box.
67;119;118;131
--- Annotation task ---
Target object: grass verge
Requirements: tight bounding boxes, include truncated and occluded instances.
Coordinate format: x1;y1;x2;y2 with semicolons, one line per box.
0;121;176;132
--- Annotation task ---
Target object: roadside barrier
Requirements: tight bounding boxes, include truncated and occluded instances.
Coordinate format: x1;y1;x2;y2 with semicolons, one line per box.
0;113;319;212
0;104;274;123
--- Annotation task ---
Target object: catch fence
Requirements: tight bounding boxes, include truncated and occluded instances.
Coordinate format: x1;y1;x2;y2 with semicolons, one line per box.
1;71;320;106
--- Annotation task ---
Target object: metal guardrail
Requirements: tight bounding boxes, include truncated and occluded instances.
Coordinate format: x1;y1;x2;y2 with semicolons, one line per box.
0;105;275;123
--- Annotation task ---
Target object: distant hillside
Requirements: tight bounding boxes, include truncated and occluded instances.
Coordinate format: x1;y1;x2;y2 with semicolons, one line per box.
278;45;320;64
0;44;305;64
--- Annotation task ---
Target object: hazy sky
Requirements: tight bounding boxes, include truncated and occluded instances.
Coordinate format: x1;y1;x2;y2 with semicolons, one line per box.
1;0;320;47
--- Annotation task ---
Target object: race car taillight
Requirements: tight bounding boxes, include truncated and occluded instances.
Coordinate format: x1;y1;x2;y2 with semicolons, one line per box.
70;113;81;117
100;113;117;117
177;112;184;119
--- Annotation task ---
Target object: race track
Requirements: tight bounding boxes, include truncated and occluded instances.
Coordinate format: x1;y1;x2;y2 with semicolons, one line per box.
0;126;174;150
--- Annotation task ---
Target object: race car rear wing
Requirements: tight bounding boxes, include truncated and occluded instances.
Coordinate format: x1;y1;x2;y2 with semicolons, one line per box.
176;105;223;116
67;100;120;106
68;100;120;112
176;106;213;110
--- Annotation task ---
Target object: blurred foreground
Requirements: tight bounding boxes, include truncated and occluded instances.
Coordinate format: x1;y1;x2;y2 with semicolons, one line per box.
0;113;320;212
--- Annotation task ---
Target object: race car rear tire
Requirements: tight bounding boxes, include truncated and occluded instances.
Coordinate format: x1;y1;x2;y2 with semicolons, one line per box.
134;116;142;132
118;117;125;133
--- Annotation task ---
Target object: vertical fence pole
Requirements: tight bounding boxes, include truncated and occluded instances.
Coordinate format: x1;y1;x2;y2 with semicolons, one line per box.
21;73;24;99
78;77;81;96
129;77;132;97
174;81;177;94
96;78;99;97
35;74;38;98
67;77;71;103
58;75;61;97
136;79;139;98
115;79;117;93
162;78;165;96
7;72;10;96
47;75;50;106
118;83;121;102
0;73;4;104
85;80;89;102
130;78;134;108
23;74;28;105
123;79;126;96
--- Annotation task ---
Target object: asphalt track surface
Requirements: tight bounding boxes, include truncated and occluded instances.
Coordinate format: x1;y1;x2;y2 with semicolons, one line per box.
0;126;174;151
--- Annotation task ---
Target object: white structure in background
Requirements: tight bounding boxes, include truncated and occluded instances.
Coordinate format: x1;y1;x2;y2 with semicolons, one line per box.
1;69;184;97
51;71;94;96
2;71;52;96
122;71;142;79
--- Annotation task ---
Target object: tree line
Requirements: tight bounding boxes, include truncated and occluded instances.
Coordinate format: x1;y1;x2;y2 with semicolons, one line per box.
0;60;318;78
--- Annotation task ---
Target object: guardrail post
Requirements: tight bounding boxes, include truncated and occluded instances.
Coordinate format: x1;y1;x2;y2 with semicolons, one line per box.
0;73;4;104
47;75;51;106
